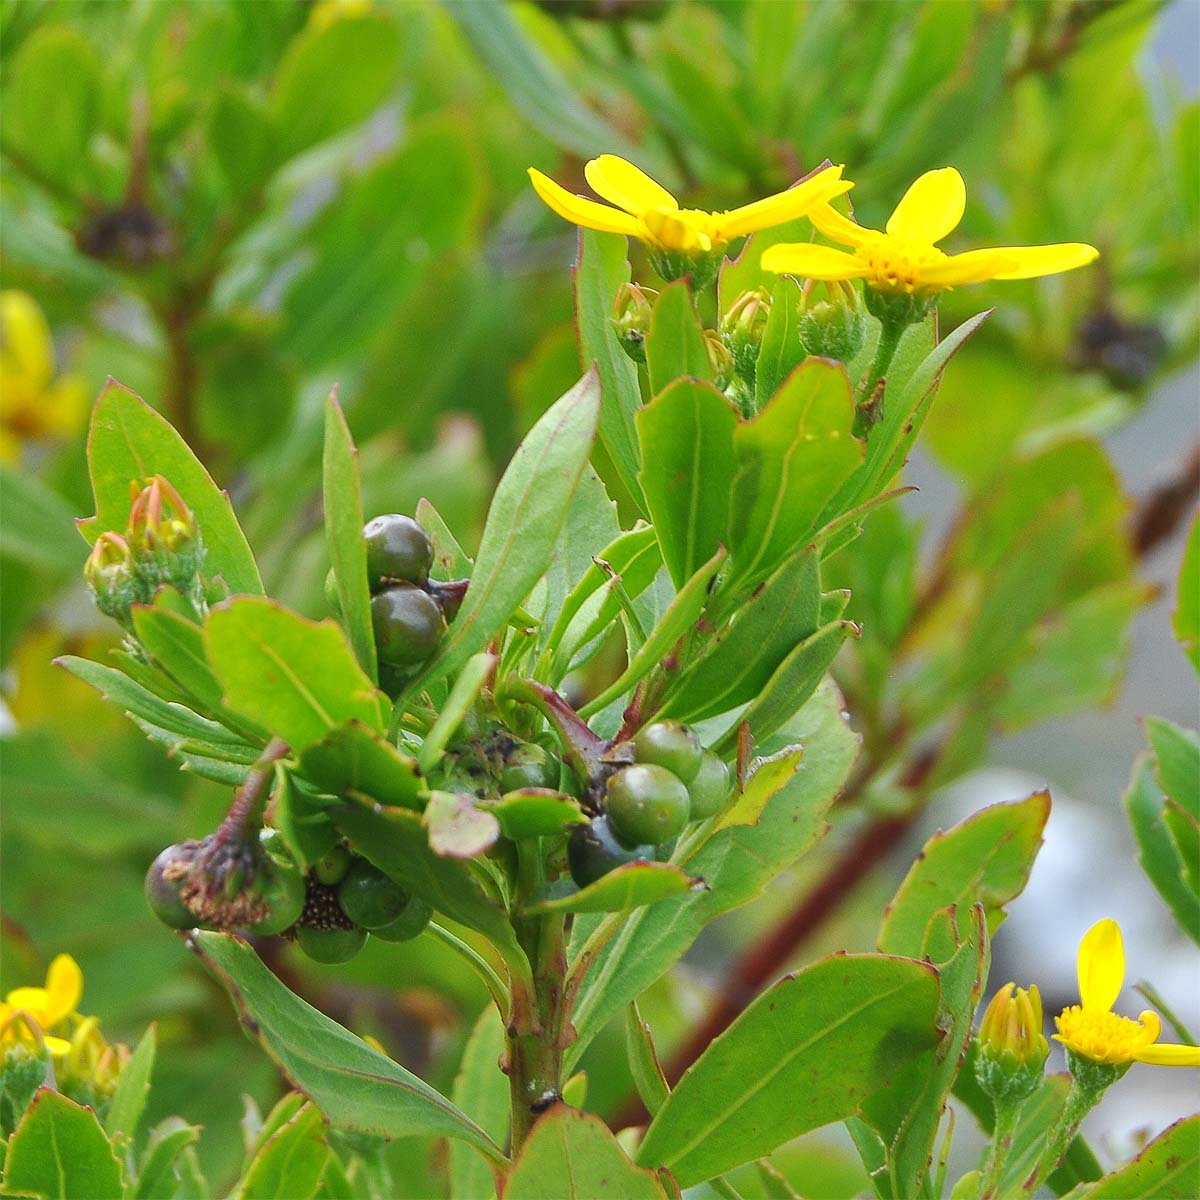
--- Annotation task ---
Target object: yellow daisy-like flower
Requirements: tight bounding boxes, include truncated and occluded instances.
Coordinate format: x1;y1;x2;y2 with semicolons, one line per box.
0;953;84;1057
1053;919;1200;1068
0;290;88;464
761;167;1099;294
528;155;852;270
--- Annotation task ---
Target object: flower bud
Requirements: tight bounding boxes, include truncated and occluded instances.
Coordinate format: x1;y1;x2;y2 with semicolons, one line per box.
799;280;868;363
975;983;1049;1102
126;476;205;601
612;282;655;364
84;533;153;627
720;288;771;384
703;330;735;391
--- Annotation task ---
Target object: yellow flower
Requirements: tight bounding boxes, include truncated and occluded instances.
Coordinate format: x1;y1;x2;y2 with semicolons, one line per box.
761;167;1098;294
528;155;853;257
1053;919;1200;1068
0;953;84;1057
0;290;87;464
979;982;1049;1068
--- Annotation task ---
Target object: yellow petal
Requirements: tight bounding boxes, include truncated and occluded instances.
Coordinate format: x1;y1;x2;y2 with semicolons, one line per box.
717;165;853;239
761;242;870;280
44;1034;73;1057
1134;1042;1200;1067
527;169;643;237
584;155;677;217
918;248;1020;287
641;208;712;253
886;167;966;244
809;202;874;248
1078;919;1124;1013
0;290;55;389
4;987;51;1021
44;954;83;1025
989;243;1100;280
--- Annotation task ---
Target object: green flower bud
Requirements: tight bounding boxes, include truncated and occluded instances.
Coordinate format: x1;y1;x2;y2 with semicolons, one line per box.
864;284;938;329
720;287;772;384
975;983;1050;1103
798;281;868;363
85;532;152;627
126;476;206;602
612;282;655;364
704;329;735;391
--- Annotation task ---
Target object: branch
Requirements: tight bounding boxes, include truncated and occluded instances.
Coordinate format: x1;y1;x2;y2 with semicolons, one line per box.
1129;441;1200;558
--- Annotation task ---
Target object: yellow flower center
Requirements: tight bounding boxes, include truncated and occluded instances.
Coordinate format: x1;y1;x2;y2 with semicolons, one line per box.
1054;1004;1160;1065
857;232;945;293
642;207;723;254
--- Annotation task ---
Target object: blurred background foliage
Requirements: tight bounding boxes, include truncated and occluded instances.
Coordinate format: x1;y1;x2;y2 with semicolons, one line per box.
0;0;1196;1191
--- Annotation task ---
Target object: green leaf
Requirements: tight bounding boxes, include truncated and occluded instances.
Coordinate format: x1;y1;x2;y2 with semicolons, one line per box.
414;370;601;690
1146;718;1200;821
3;27;100;194
2;1088;123;1200
416;499;473;580
80;380;264;596
208;87;278;199
331;802;527;974
568;682;857;1062
879;791;1049;954
728;359;861;589
271;14;400;159
576;231;645;511
0;466;86;575
447;3;636;160
1063;1114;1200;1199
298;720;425;810
579;546;727;720
206;598;386;751
645;280;712;396
625;1001;670;1119
236;1103;328;1200
450;1007;507;1200
754;278;805;406
1174;514;1199;671
524;862;704;916
662;546;822;724
1126;755;1200;943
714;748;804;831
481;790;586;839
193;933;507;1165
424;791;500;860
419;653;496;773
505;1107;669;1200
636;954;941;1188
710;619;856;757
104;1024;155;1148
134;1118;201;1200
637;380;737;589
273;773;339;868
323;394;377;683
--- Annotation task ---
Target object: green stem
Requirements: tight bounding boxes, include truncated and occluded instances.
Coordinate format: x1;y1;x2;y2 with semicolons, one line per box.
426;922;509;1021
1022;1076;1100;1195
215;737;289;844
854;316;905;435
977;1099;1021;1200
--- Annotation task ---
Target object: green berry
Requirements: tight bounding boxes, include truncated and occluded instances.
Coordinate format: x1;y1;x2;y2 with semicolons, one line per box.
249;859;306;936
568;816;651;888
501;742;556;792
632;721;702;783
370;896;434;943
371;584;445;667
314;845;352;886
606;764;691;848
363;514;433;589
144;845;196;929
687;751;732;820
295;924;368;964
338;859;410;930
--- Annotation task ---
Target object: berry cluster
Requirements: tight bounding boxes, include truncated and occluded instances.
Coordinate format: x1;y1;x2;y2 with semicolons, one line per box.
568;721;731;887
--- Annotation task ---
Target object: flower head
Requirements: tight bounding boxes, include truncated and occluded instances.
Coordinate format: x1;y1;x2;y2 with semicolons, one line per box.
0;290;87;464
1053;919;1200;1068
0;954;84;1057
761;167;1098;295
976;981;1049;1102
529;155;852;283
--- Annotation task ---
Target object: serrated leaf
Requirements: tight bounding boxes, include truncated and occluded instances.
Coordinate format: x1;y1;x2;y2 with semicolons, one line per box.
645;280;711;396
524;862;704;916
193;933;507;1166
206;598;386;752
636;955;941;1188
323;394;376;683
1062;1114;1200;1199
80;380;263;595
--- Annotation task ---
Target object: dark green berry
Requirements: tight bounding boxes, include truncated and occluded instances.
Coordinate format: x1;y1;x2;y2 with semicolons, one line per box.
370;896;434;943
501;742;556;792
338;859;410;930
314;844;352;885
248;859;306;936
295;923;368;964
632;721;702;783
567;816;651;888
144;845;197;929
606;764;691;848
371;584;445;667
363;514;433;589
687;751;732;820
